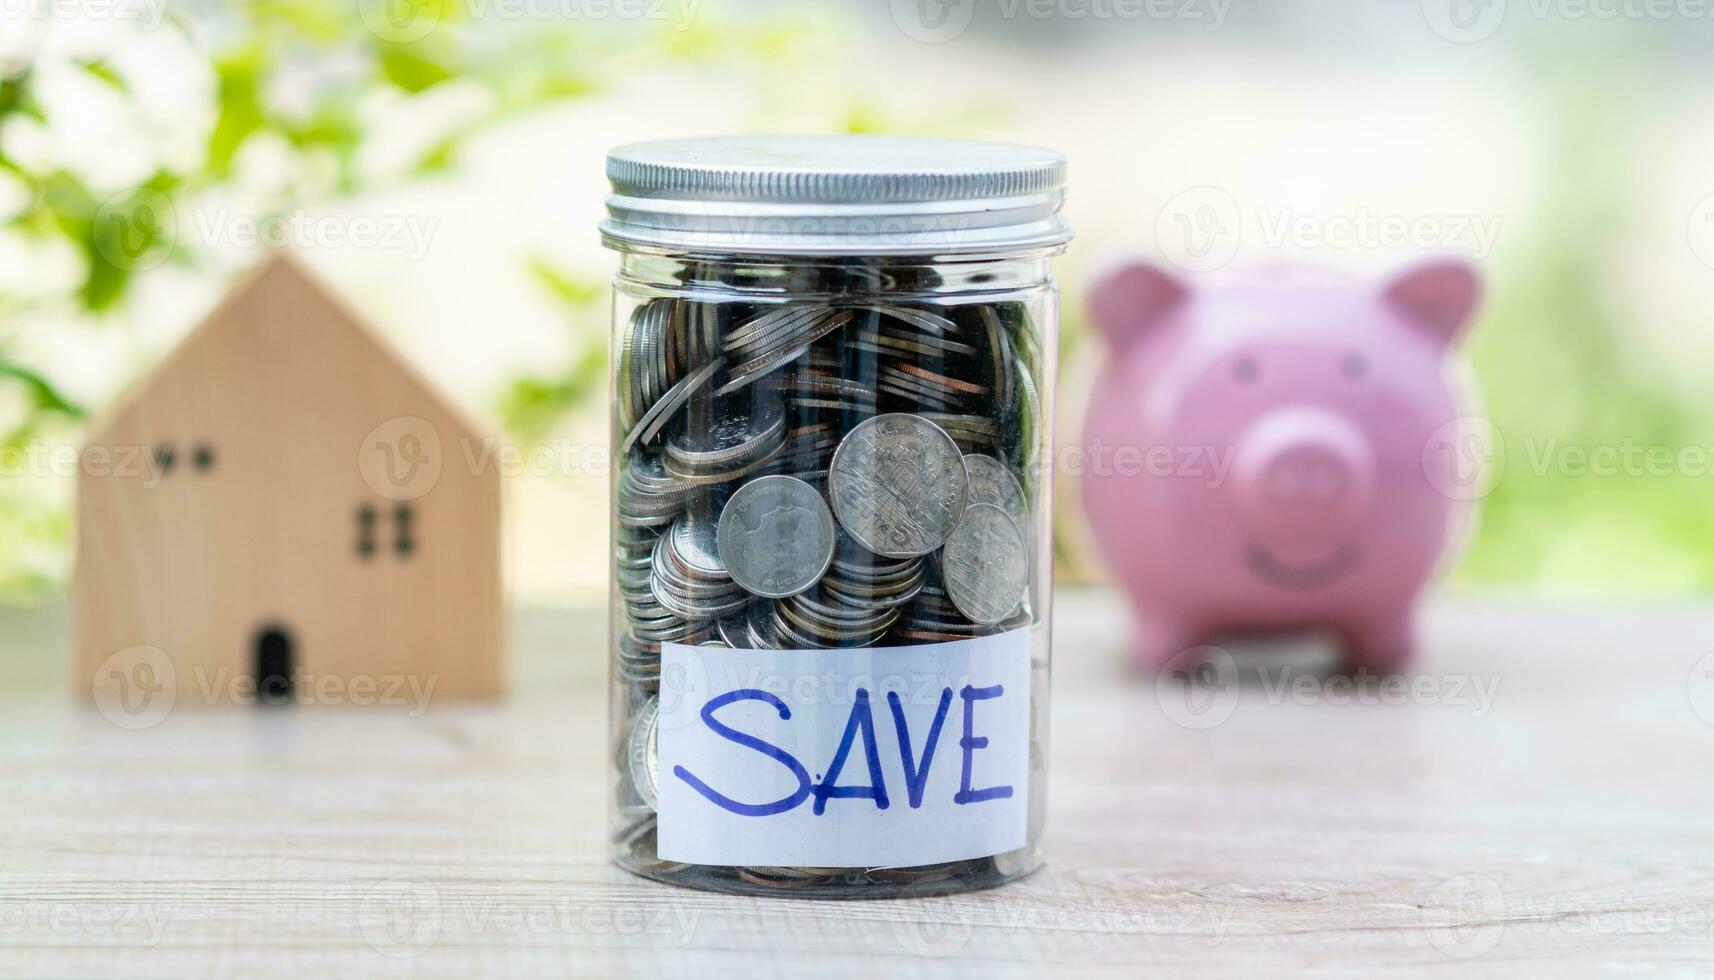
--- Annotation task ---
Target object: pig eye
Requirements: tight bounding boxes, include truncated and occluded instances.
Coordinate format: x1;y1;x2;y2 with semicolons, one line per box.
1233;357;1259;383
1342;352;1368;380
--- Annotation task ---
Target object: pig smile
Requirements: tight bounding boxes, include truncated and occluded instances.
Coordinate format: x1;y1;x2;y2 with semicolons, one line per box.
1246;543;1362;591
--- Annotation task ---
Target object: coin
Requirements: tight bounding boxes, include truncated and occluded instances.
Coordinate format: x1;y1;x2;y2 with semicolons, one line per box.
865;862;968;885
736;866;835;890
612;278;1052;892
650;517;749;620
716;310;854;397
621;355;726;455
899;363;987;397
939;503;1028;626
962;454;1029;532
827;414;968;559
628;696;660;810
859;304;955;336
717;475;837;599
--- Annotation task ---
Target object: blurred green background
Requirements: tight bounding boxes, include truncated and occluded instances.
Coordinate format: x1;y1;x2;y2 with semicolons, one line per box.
4;0;1713;603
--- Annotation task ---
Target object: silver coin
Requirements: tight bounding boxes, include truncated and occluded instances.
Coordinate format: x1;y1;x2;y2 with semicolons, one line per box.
940;503;1028;627
627;696;660;810
716;311;853;397
620;355;725;455
717;476;837;599
962;454;1029;532
828;414;968;559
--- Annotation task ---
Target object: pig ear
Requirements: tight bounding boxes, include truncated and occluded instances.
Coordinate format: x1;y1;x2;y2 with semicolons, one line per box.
1087;261;1189;352
1383;260;1481;347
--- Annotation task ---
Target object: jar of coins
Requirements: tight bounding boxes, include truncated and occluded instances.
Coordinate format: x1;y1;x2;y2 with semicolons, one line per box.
603;136;1070;898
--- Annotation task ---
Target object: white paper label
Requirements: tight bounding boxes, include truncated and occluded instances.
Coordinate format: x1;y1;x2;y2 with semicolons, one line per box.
657;629;1031;868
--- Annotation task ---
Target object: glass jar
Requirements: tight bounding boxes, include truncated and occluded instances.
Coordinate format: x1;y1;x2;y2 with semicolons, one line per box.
602;136;1070;898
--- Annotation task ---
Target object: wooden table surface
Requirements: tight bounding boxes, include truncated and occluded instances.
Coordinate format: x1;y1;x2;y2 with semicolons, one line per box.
4;591;1713;978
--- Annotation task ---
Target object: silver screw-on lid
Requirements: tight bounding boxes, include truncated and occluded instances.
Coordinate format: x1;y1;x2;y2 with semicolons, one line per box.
602;135;1071;256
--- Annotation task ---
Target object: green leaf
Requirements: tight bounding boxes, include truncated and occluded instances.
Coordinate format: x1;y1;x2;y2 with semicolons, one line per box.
207;51;266;176
411;132;464;175
498;345;606;441
528;258;603;307
78;60;127;91
379;44;455;93
0;362;85;420
0;67;43;122
78;180;178;311
80;250;130;311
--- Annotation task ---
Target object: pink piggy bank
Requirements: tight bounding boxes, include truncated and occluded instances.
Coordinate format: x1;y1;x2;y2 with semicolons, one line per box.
1080;260;1482;673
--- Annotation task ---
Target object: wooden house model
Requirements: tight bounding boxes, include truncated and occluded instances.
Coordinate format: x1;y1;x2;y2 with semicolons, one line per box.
74;256;503;705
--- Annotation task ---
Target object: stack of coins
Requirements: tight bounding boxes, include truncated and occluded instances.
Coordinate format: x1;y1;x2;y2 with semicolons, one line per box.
613;289;1042;896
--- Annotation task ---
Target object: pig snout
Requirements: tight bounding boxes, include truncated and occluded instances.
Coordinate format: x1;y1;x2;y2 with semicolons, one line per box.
1231;408;1374;558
